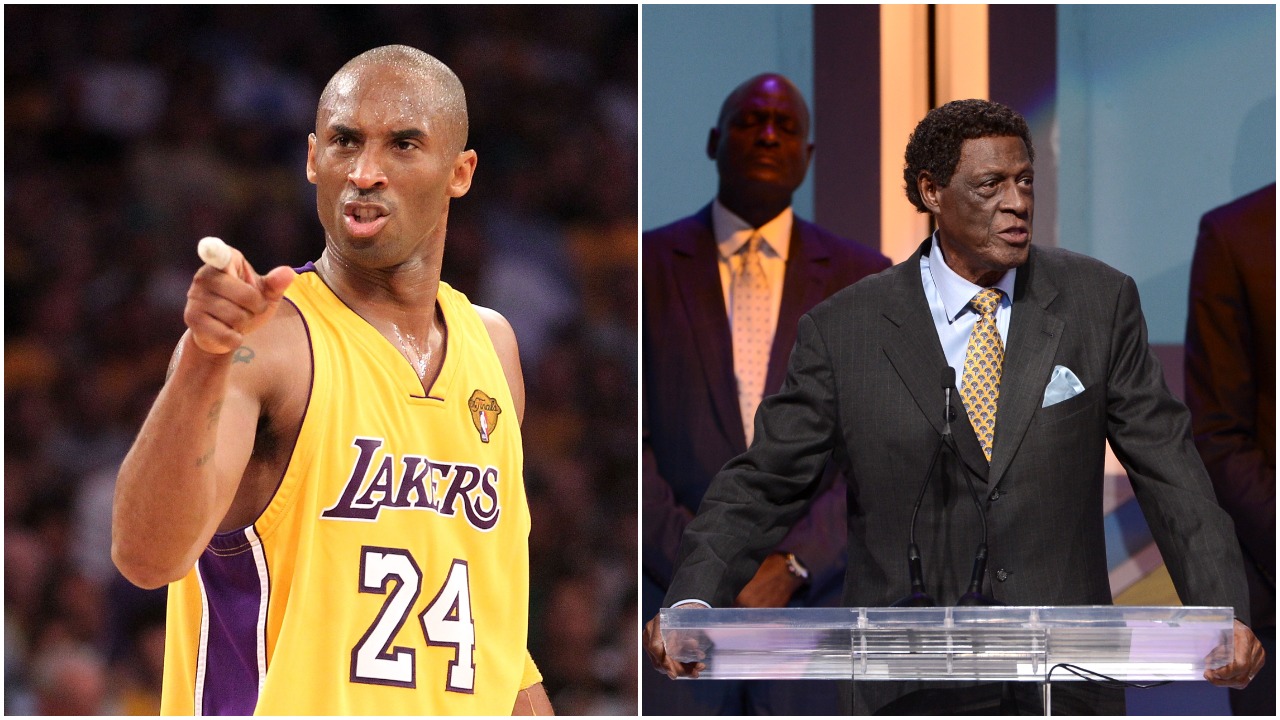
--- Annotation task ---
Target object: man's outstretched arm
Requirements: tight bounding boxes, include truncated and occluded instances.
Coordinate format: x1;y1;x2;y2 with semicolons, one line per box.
112;244;294;588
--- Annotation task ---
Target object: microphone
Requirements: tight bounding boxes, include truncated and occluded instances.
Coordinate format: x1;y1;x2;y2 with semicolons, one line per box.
941;370;1003;607
891;368;956;608
942;367;956;435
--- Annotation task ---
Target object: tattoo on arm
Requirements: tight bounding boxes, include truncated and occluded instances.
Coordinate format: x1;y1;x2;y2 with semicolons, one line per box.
233;346;256;364
207;400;223;430
196;401;223;466
195;446;215;467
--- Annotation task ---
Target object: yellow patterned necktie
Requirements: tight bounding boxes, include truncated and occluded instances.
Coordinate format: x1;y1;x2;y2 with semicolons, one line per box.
731;233;772;445
961;288;1005;461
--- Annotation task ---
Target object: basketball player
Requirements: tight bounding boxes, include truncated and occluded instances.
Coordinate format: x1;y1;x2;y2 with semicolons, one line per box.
111;45;553;715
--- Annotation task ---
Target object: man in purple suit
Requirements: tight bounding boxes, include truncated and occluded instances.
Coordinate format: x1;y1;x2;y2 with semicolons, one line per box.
641;73;889;715
1186;182;1276;716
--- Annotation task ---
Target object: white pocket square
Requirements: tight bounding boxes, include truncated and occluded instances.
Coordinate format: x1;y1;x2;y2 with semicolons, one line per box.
1042;365;1086;408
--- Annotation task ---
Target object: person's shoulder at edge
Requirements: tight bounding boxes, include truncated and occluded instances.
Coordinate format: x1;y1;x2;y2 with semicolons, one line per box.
643;208;713;242
1201;182;1275;227
796;215;892;269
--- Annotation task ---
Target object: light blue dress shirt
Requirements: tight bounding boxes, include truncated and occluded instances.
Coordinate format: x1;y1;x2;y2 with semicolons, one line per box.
919;232;1016;380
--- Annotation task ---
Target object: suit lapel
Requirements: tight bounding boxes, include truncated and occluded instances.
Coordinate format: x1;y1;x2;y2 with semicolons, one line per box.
671;207;747;449
766;219;832;393
988;247;1063;486
881;241;990;481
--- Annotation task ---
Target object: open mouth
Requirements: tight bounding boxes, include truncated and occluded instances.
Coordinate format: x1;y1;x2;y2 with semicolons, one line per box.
343;203;389;238
998;227;1029;244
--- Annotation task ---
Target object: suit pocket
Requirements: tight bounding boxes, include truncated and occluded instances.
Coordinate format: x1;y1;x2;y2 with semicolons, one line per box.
1034;383;1101;427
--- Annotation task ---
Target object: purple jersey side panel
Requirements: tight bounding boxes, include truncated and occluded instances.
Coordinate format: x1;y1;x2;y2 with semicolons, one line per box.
196;529;268;715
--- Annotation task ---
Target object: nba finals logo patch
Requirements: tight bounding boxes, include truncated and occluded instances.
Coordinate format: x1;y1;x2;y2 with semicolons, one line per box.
468;390;502;443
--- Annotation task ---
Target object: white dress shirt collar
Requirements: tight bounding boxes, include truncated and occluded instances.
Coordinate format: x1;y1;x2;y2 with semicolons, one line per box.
712;199;793;262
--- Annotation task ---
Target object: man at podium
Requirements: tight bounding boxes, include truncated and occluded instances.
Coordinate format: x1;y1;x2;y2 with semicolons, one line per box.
644;99;1265;714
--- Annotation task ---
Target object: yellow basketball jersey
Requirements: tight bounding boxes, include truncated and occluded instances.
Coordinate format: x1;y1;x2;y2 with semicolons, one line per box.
161;269;536;715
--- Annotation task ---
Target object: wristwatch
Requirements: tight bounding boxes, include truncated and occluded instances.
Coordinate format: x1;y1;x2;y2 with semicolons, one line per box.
783;552;810;582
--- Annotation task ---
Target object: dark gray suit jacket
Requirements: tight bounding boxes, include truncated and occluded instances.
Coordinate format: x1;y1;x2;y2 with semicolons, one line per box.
667;239;1249;713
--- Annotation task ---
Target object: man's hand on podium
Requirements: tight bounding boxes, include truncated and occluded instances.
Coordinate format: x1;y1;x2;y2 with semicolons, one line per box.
1203;619;1266;689
644;604;707;679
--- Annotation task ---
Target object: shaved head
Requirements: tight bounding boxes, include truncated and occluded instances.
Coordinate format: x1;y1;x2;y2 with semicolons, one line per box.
708;72;813;227
317;45;469;152
715;73;811;139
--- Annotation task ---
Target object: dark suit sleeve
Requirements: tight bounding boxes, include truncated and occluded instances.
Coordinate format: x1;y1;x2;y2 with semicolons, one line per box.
773;473;846;597
1185;217;1276;579
766;235;886;598
1104;276;1251;623
665;313;841;608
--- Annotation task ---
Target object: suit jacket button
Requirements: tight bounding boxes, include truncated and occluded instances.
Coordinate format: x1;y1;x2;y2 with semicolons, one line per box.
989;489;1001;501
996;569;1010;582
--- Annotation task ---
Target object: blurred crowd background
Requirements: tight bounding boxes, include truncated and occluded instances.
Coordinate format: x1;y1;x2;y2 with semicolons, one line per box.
4;5;637;715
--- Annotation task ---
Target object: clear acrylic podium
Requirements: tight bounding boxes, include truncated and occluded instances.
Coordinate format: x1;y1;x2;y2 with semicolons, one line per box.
660;606;1233;714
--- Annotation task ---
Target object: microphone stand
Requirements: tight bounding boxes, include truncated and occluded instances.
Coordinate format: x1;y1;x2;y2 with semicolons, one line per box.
894;367;1004;608
947;398;1003;607
891;369;957;608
